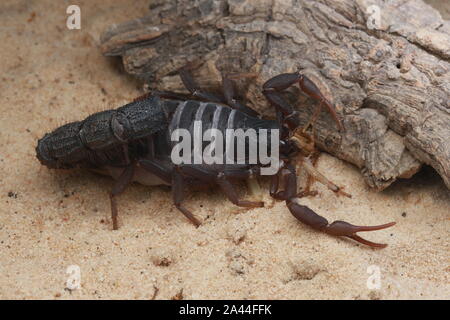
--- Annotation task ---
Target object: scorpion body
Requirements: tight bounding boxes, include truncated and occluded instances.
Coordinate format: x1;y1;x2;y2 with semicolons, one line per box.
36;70;395;248
37;96;279;184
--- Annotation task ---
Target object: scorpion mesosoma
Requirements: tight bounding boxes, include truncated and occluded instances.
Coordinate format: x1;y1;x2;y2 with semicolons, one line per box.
36;69;395;248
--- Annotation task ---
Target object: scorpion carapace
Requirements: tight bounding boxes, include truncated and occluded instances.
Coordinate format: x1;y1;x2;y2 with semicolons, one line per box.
36;69;395;248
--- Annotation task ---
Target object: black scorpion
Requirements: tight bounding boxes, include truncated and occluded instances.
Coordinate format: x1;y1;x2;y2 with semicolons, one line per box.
36;70;395;248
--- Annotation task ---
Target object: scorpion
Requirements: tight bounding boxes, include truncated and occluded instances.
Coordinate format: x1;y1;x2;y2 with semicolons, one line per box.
36;69;395;248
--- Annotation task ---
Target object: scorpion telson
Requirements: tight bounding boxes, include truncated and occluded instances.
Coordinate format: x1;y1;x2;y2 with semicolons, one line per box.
36;69;395;248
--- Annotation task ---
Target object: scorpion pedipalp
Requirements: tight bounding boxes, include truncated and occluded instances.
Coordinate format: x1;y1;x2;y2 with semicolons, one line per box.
263;72;344;131
324;221;397;248
273;164;396;248
287;194;396;248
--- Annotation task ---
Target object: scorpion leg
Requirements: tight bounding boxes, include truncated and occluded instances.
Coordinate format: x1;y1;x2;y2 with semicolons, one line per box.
219;167;265;208
269;170;280;197
263;72;343;131
222;76;259;117
179;69;224;103
138;158;202;227
180;68;260;117
137;159;172;184
109;164;136;230
300;157;351;198
246;175;262;198
217;172;264;208
270;168;288;201
299;153;320;197
137;137;172;184
179;165;264;208
172;169;202;227
278;164;395;248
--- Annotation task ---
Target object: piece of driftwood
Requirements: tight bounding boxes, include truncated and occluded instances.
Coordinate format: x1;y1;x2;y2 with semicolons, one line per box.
100;0;450;190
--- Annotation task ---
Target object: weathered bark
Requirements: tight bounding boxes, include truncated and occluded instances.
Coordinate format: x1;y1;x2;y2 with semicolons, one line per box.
100;0;450;190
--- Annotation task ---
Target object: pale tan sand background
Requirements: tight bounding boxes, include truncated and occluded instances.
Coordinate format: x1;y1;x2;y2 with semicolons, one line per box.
0;0;448;299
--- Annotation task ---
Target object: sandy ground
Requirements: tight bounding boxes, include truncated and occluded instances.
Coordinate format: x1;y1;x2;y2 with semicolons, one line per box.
0;0;448;300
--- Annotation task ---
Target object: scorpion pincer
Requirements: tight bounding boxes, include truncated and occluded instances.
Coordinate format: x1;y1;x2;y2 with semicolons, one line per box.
36;69;395;248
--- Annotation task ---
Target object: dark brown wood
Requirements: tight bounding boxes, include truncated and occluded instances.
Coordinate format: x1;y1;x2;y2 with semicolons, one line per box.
100;0;450;190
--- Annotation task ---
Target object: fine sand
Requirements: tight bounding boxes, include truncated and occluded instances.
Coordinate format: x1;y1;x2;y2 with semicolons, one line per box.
0;0;448;299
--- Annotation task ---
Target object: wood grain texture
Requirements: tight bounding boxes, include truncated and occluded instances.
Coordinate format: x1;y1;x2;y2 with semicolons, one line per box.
100;0;450;190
